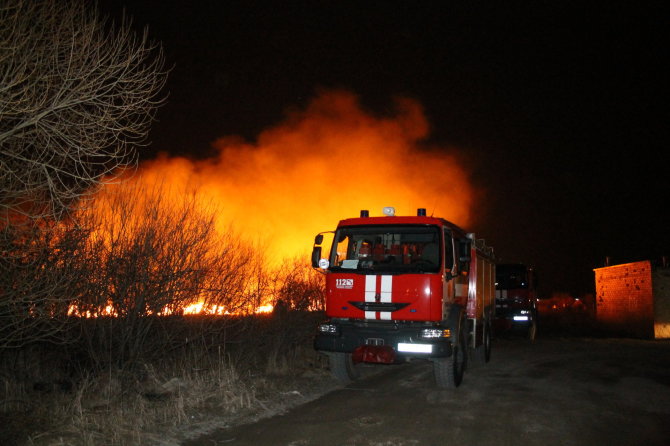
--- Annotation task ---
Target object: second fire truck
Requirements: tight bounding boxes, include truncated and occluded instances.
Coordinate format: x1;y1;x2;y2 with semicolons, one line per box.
494;263;538;340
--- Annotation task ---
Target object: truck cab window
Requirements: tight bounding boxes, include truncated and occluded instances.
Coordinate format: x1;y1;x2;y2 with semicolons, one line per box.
329;225;440;273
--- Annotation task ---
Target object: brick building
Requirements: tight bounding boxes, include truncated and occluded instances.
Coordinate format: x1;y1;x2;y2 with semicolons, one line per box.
594;260;670;338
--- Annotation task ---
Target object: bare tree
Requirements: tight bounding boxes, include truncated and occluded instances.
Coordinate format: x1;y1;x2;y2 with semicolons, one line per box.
0;219;95;348
273;259;326;312
0;0;167;223
71;183;259;368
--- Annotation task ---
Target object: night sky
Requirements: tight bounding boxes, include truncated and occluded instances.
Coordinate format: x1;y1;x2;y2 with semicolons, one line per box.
99;1;667;296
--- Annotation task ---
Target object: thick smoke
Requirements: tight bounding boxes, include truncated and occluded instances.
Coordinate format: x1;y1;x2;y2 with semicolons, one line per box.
135;90;473;259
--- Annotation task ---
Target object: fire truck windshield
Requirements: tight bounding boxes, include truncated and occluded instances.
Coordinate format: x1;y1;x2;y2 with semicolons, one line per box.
328;225;440;273
496;264;528;289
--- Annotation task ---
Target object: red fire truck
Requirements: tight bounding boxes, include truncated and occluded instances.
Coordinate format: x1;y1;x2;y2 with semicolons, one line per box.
312;207;495;388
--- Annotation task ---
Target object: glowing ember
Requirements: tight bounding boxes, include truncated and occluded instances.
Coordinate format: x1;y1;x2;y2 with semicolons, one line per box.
256;304;274;314
67;302;273;317
68;303;118;318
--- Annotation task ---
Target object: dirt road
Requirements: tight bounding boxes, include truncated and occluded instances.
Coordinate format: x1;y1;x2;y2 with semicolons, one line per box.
184;337;670;446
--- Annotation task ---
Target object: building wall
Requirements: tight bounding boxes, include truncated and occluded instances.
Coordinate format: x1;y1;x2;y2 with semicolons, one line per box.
594;261;654;338
653;268;670;339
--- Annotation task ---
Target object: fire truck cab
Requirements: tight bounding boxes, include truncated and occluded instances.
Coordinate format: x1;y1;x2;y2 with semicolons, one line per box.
312;207;495;388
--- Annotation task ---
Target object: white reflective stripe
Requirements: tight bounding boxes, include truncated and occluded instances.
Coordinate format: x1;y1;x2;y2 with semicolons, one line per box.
364;276;377;319
365;275;376;302
380;275;392;303
379;312;392;320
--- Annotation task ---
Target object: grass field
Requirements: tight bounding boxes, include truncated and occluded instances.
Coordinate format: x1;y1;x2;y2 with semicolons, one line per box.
0;311;334;446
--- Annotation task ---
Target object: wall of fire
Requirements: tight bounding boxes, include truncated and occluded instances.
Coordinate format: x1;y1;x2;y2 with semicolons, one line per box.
594;260;670;339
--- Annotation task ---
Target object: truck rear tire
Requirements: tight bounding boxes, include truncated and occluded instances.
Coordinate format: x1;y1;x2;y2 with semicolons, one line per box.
434;324;467;388
329;352;360;383
475;322;492;364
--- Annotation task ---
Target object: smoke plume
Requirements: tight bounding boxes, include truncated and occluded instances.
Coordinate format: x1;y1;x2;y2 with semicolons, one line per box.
134;90;473;259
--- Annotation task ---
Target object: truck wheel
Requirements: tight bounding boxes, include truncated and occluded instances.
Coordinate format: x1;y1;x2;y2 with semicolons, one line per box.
329;352;360;383
475;322;492;364
434;324;467;388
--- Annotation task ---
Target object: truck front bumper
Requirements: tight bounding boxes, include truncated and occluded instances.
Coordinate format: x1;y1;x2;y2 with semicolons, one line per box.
314;319;453;359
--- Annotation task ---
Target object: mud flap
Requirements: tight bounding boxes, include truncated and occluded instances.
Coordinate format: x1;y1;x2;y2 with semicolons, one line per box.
352;345;396;364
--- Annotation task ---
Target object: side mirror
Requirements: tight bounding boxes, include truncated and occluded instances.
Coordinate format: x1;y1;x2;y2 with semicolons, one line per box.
314;234;324;245
311;246;322;268
458;237;472;272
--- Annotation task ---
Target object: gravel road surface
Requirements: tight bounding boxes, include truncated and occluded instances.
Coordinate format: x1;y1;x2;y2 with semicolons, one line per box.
184;337;670;446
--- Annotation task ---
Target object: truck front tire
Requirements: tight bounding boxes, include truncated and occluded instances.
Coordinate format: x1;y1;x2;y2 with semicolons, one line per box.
434;322;467;388
329;352;360;383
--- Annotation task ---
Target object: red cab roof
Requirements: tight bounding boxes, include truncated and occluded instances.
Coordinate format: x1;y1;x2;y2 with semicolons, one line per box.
337;215;468;236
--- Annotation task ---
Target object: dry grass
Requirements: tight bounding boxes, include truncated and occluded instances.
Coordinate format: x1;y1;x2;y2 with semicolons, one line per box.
0;313;334;446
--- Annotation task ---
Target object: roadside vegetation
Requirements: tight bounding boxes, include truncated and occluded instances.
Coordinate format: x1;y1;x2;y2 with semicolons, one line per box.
1;2;332;444
0;184;330;445
0;312;332;446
